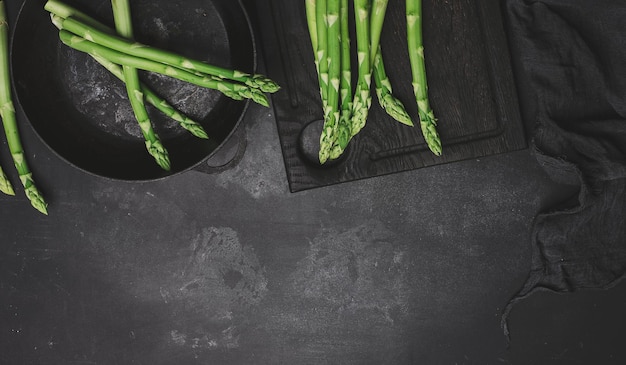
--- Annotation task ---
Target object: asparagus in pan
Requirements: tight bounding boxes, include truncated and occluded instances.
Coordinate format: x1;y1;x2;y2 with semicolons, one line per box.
45;0;279;171
46;0;208;139
47;1;280;94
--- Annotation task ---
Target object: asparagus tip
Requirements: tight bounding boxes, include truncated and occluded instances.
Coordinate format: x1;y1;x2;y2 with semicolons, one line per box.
318;150;329;164
186;123;209;139
146;141;171;171
0;168;14;195
155;154;171;171
249;75;281;93
0;184;15;196
380;94;414;127
329;145;344;161
419;116;442;156
25;187;48;215
251;90;270;107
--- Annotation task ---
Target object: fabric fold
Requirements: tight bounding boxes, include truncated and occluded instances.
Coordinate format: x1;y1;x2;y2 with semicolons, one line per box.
502;0;626;339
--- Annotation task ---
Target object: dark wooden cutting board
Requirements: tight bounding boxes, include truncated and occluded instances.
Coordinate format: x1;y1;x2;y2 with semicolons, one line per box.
251;0;527;192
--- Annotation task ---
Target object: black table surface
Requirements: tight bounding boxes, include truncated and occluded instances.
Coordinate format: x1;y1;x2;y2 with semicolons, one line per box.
2;1;625;364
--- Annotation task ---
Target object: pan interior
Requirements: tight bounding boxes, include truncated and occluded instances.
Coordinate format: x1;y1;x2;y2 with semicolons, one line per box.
12;0;254;180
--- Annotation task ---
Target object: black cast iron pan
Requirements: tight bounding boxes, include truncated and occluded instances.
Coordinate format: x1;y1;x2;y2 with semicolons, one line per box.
11;0;255;180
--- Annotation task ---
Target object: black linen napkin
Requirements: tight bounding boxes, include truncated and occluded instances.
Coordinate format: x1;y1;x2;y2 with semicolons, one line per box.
502;0;626;337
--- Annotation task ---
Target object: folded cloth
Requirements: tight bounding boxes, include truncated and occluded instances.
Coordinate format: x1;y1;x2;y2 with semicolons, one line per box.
502;0;626;338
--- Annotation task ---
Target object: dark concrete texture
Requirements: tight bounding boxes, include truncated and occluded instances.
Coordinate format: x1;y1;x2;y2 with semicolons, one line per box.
1;1;625;364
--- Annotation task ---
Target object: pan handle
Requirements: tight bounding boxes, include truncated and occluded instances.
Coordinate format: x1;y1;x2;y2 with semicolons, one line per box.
192;123;247;174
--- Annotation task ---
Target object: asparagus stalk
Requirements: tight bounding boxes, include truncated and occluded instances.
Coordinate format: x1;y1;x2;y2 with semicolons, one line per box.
46;3;208;140
370;0;387;58
111;0;170;171
0;0;47;214
369;0;413;127
349;0;372;138
304;0;325;110
48;5;280;94
372;46;413;126
329;0;352;160
313;0;332;163
305;0;318;53
57;30;270;107
406;0;442;155
306;0;334;163
319;0;341;163
339;0;352;118
0;164;14;195
90;53;208;139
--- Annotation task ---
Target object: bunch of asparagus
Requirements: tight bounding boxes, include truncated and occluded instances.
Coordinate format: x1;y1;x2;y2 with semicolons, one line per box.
0;0;47;214
45;0;280;171
307;0;441;164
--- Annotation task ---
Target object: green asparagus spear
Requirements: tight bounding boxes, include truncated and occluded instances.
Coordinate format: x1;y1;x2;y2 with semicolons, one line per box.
329;0;352;160
0;0;47;214
90;54;208;139
349;0;372;138
406;0;442;156
372;47;413;127
313;0;332;163
0;164;14;195
111;0;170;171
48;3;280;94
319;0;341;163
57;30;269;107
